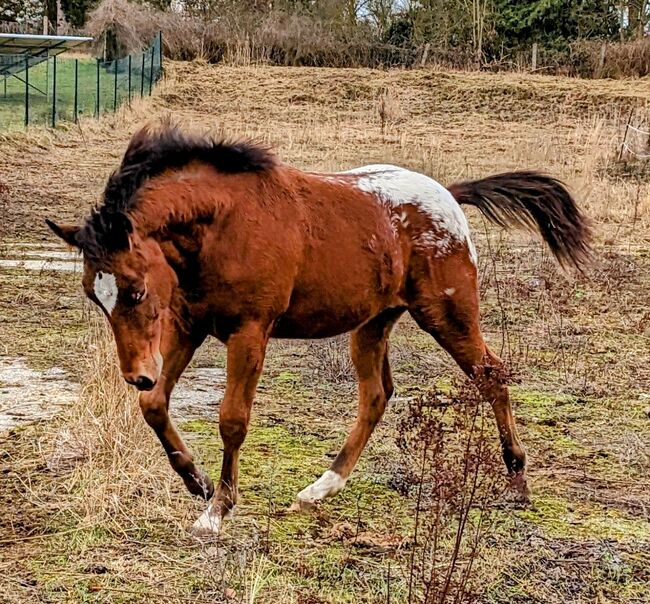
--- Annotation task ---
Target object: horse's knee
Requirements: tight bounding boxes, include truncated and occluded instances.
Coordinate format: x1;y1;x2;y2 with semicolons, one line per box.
470;358;508;400
138;391;167;429
219;417;249;449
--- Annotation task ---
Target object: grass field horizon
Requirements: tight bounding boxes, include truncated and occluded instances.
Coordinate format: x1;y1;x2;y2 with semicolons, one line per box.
0;61;648;603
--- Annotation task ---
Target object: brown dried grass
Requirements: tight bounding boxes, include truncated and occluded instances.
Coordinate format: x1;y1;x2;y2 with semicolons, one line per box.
0;60;648;603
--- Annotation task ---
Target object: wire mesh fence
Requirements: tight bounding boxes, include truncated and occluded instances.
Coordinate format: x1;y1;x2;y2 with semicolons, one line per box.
0;33;162;130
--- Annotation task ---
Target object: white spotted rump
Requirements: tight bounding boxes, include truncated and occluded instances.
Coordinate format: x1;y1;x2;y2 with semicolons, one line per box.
93;272;118;315
341;164;478;264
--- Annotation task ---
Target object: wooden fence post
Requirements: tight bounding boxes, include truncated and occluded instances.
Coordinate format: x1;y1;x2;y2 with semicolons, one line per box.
531;43;538;71
421;43;430;68
597;42;606;77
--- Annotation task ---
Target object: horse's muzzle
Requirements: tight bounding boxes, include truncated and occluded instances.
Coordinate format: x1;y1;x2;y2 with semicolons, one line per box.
125;375;157;391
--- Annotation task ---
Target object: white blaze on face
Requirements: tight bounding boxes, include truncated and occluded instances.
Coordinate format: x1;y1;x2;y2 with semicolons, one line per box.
341;164;478;265
296;470;347;507
93;271;118;315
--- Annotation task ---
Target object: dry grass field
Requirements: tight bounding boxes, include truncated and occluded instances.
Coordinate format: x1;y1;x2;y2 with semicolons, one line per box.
0;61;649;603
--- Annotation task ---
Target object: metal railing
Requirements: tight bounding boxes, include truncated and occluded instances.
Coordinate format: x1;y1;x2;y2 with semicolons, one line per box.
0;32;163;130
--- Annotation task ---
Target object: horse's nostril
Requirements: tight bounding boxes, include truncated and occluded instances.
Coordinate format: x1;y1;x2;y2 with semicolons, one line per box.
134;375;156;391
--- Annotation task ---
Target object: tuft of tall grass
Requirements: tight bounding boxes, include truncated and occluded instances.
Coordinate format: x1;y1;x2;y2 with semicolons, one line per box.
50;320;183;529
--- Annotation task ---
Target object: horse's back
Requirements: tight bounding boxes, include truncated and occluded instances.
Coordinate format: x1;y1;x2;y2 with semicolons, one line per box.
338;164;475;261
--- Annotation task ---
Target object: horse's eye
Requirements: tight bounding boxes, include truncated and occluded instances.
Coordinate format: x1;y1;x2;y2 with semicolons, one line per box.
130;289;146;304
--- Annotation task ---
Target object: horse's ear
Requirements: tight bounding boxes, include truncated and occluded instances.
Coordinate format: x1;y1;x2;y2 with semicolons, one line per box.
104;212;133;252
45;219;82;249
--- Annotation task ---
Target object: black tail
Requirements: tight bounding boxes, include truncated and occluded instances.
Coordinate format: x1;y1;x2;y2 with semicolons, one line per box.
448;171;591;269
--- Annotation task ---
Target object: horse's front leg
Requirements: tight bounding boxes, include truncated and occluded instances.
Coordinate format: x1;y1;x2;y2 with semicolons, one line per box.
192;322;268;535
138;323;212;499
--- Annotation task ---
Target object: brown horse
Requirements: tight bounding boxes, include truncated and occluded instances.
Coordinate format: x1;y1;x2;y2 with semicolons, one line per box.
47;124;590;535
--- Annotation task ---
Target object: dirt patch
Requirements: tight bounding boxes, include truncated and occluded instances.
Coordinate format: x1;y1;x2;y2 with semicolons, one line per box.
0;245;81;273
172;367;226;420
0;360;224;433
0;357;78;432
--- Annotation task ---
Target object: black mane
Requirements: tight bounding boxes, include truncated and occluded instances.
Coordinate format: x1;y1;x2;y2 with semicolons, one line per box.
80;124;277;260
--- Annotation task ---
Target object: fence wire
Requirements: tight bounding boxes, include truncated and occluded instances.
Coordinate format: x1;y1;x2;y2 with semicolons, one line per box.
0;33;162;130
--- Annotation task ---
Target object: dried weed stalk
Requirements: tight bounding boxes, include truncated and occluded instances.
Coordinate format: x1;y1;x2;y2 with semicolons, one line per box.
396;383;503;604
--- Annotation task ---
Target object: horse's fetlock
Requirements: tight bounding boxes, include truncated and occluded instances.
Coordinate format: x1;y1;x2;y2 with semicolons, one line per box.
503;445;527;474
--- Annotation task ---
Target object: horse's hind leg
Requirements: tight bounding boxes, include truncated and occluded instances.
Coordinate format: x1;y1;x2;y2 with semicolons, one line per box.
408;250;530;502
292;307;404;510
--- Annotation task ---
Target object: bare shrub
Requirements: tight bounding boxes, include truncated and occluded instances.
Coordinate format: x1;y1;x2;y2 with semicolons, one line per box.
396;383;504;603
377;86;402;135
86;0;157;55
575;38;650;78
84;0;414;66
308;335;355;383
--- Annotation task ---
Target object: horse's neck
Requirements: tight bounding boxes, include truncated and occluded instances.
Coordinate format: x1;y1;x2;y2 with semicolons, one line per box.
132;175;237;237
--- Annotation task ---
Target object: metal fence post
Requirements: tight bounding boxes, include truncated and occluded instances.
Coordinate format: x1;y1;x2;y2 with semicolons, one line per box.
140;52;145;97
113;59;118;112
127;54;132;105
73;58;79;123
51;54;57;127
24;56;29;127
149;44;154;95
96;58;100;117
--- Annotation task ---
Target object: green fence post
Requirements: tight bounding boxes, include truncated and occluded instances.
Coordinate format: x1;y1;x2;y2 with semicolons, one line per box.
140;53;145;97
24;56;29;128
149;44;154;95
113;59;118;112
127;54;132;105
51;54;57;128
73;59;79;123
96;59;100;117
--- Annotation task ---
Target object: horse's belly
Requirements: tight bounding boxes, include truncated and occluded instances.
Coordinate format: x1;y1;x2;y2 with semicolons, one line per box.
272;302;379;339
273;262;404;339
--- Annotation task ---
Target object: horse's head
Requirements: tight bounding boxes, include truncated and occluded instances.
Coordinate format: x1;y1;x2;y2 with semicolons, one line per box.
46;217;177;391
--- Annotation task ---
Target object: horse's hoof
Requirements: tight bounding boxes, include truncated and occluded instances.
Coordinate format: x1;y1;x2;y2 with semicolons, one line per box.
290;471;346;512
191;503;221;538
503;472;531;508
288;497;317;513
184;470;215;501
